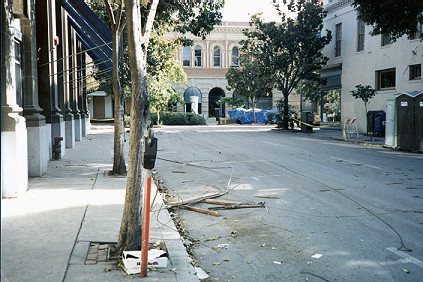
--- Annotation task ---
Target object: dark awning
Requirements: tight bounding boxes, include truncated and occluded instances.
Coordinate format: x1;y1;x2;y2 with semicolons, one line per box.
61;0;112;76
184;87;203;103
320;64;342;90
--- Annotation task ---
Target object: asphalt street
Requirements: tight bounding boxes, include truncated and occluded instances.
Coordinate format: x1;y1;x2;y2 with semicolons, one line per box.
154;125;423;281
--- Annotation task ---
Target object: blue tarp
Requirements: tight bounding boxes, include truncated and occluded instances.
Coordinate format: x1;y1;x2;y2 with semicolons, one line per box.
228;108;279;124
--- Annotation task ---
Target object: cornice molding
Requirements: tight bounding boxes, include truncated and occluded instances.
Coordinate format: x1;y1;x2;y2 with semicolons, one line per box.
324;0;353;14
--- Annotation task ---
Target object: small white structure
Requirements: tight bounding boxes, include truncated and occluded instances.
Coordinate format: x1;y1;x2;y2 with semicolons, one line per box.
87;91;114;119
190;95;199;114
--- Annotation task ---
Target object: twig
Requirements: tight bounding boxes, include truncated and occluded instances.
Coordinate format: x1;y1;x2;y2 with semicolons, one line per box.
209;203;265;211
253;195;280;199
200;199;243;206
180;205;221;217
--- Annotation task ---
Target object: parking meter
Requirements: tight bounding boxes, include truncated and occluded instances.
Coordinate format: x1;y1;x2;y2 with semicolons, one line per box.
142;129;158;169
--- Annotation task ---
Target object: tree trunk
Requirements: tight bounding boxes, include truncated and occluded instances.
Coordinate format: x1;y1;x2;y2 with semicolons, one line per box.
364;101;368;135
252;100;256;123
282;92;289;130
112;28;127;175
117;0;159;254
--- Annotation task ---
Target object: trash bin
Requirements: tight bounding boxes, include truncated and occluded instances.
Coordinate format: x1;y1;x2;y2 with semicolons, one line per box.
367;110;385;136
374;111;386;137
301;111;314;133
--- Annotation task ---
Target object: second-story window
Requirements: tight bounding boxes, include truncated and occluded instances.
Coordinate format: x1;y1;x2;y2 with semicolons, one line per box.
182;46;191;67
409;64;421;80
335;23;342;57
381;34;391;46
376;68;396;90
232;47;240;67
194;46;202;67
213;46;221;67
357;20;365;52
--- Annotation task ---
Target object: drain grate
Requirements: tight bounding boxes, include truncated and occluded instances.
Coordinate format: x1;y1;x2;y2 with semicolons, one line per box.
85;242;117;265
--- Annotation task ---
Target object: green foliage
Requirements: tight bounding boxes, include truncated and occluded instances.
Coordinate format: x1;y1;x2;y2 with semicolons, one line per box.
266;113;276;124
225;38;274;116
154;1;224;40
148;32;187;115
244;0;331;129
296;77;321;101
150;112;206;126
353;0;423;41
217;97;245;109
90;0;224;99
350;84;376;103
90;3;188;111
89;2;131;96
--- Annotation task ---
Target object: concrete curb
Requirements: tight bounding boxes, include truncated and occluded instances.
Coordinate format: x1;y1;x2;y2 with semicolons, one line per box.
150;180;199;282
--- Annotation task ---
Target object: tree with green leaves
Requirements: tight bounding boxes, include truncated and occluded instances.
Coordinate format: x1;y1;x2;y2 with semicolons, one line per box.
148;33;186;124
217;97;245;109
350;84;376;131
118;0;223;253
245;1;331;129
353;0;423;41
225;38;274;123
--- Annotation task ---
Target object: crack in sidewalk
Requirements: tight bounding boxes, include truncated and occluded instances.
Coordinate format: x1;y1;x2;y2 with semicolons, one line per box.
62;168;100;282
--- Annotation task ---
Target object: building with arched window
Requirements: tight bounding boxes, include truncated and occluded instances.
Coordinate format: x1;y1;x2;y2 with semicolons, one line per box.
168;21;301;122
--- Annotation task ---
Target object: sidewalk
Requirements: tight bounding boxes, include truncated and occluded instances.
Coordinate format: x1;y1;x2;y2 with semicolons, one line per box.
1;124;198;282
310;125;386;147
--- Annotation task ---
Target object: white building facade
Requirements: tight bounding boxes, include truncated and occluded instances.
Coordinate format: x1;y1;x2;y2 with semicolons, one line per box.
321;0;422;132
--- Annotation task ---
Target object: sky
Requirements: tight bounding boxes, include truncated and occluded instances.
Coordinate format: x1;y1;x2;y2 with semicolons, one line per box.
220;0;295;22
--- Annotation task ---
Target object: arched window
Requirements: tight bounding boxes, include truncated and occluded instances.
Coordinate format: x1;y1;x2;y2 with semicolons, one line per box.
194;46;202;67
213;46;221;67
232;47;240;67
182;46;191;67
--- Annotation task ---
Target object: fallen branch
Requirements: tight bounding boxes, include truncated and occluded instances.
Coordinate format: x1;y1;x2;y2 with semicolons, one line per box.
180;205;221;217
200;199;244;206
209;202;265;211
253;195;280;199
166;189;228;207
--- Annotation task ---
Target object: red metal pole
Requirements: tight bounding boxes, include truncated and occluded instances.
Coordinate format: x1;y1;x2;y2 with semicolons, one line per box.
140;169;152;277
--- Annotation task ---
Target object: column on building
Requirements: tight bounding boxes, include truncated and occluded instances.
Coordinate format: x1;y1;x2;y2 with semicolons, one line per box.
81;49;90;135
69;27;82;141
57;4;74;149
206;41;210;68
23;0;49;176
1;0;28;197
77;41;87;136
224;40;229;68
36;0;64;158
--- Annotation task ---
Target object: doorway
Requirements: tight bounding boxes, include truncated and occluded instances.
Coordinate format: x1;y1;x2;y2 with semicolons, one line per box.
320;89;341;122
208;88;225;118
